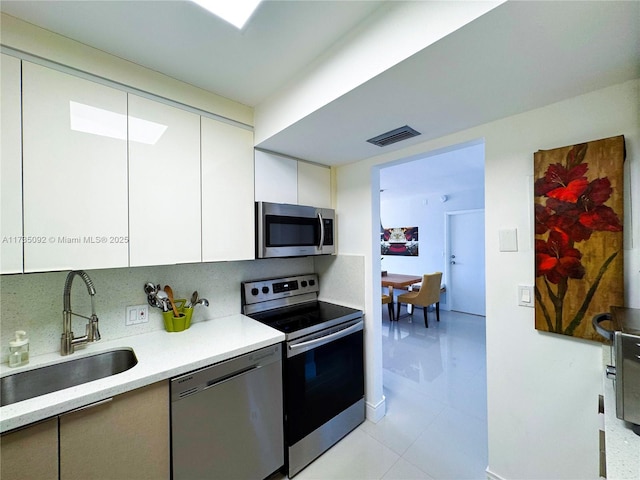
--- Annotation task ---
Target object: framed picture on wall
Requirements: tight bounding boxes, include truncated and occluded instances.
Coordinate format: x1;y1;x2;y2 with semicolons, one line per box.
381;226;418;256
533;135;624;343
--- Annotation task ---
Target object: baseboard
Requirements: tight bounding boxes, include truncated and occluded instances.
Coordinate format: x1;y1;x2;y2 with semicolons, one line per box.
365;395;386;423
486;467;507;480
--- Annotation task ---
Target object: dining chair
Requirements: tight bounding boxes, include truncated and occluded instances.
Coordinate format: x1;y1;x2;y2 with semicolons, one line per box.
396;272;442;327
382;286;395;321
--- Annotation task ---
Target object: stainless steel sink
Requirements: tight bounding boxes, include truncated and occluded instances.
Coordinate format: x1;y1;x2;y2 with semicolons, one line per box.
0;349;137;407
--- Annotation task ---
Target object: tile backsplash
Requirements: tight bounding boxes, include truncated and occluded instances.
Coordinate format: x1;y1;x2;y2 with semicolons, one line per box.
0;257;313;361
0;255;366;363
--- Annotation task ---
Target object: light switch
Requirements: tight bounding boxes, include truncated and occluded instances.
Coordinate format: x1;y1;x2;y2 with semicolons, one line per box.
518;285;534;307
499;228;518;252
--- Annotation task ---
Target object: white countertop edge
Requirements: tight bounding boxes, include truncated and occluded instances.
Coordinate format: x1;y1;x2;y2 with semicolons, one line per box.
0;314;284;433
601;345;640;480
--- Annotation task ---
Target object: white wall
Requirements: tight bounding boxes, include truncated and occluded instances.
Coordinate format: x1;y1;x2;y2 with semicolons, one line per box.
380;187;484;305
336;79;639;479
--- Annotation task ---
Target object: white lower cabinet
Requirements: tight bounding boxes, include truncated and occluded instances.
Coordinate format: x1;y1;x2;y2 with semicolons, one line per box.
21;61;130;272
128;94;201;267
0;54;23;273
201;117;255;262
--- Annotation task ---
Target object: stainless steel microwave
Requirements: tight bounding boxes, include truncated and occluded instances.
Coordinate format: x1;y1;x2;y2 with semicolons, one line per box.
256;202;335;258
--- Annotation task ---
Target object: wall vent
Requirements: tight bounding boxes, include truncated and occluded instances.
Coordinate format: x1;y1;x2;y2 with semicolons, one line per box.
366;125;421;147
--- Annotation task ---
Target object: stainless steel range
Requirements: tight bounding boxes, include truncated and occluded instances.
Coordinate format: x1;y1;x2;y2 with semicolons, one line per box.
242;273;364;478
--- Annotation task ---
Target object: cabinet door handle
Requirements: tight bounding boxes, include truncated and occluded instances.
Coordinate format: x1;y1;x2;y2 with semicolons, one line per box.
65;397;113;414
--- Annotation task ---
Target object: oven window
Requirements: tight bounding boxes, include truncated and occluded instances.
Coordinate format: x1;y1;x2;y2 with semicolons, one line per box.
266;215;318;247
285;329;364;445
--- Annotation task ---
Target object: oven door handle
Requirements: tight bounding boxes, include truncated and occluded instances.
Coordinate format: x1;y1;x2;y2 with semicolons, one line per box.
288;320;362;356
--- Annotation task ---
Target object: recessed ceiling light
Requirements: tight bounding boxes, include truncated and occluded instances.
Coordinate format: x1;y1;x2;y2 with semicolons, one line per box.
191;0;263;29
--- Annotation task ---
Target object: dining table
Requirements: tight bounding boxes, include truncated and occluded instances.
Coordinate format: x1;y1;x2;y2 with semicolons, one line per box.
381;273;423;290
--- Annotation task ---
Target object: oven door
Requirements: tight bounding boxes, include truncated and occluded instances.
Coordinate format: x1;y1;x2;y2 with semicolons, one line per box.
284;318;364;465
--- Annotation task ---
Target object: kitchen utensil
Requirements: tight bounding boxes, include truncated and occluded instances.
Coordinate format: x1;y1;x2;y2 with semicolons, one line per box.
164;285;181;317
194;298;209;307
187;290;198;308
156;290;170;312
147;293;160;309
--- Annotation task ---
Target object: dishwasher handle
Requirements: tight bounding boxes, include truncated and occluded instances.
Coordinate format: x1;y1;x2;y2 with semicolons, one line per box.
171;344;282;402
203;365;259;391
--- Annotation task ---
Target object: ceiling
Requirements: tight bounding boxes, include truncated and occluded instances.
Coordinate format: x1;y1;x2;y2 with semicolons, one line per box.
1;1;639;168
0;0;386;107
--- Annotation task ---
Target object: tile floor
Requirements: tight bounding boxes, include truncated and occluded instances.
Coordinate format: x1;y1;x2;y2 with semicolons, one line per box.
281;307;488;480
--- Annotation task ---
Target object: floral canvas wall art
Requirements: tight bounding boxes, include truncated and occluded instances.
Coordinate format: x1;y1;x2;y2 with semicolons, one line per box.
381;227;418;256
534;135;624;342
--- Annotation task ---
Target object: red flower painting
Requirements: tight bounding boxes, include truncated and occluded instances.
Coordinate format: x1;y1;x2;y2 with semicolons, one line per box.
534;140;623;338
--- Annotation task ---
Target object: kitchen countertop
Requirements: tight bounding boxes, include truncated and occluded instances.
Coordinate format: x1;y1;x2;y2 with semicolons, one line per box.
602;345;640;479
0;314;284;433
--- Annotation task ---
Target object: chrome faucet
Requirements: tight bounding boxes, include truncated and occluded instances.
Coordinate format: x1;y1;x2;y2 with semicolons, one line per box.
61;270;101;356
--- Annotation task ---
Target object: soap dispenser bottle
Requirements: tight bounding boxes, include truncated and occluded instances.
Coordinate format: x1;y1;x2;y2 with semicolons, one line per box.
9;330;29;368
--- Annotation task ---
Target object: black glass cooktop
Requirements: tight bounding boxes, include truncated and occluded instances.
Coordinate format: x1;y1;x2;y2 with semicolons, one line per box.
246;301;362;339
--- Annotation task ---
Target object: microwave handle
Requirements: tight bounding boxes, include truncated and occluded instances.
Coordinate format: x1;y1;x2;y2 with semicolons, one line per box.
318;211;325;250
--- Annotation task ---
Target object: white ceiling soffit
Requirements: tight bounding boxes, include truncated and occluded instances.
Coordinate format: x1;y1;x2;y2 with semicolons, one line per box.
257;0;640;166
253;0;503;146
0;0;387;107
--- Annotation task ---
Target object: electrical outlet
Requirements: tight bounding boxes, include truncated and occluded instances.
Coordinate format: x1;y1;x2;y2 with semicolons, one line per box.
126;305;149;325
138;305;148;323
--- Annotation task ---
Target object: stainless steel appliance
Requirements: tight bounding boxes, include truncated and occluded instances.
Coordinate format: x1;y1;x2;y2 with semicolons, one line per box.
242;274;364;477
593;306;640;435
255;202;335;258
171;344;284;479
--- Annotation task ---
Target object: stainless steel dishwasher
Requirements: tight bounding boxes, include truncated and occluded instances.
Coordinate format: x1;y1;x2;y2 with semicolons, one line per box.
171;344;284;480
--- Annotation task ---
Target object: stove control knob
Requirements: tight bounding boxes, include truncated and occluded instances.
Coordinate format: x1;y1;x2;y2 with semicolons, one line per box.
309;279;316;286
262;286;270;294
301;281;308;288
251;288;259;296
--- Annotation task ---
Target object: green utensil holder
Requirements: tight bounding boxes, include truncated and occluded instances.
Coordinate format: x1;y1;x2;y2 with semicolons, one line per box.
163;299;191;332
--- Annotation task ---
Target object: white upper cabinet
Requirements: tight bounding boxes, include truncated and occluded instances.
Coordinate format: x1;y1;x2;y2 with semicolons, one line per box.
254;150;331;207
201;117;255;262
22;62;129;272
1;54;23;273
128;94;201;267
254;150;298;204
298;161;331;208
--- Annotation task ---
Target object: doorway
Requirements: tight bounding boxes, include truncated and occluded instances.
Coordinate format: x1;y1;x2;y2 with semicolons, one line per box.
445;209;486;316
378;140;485;315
